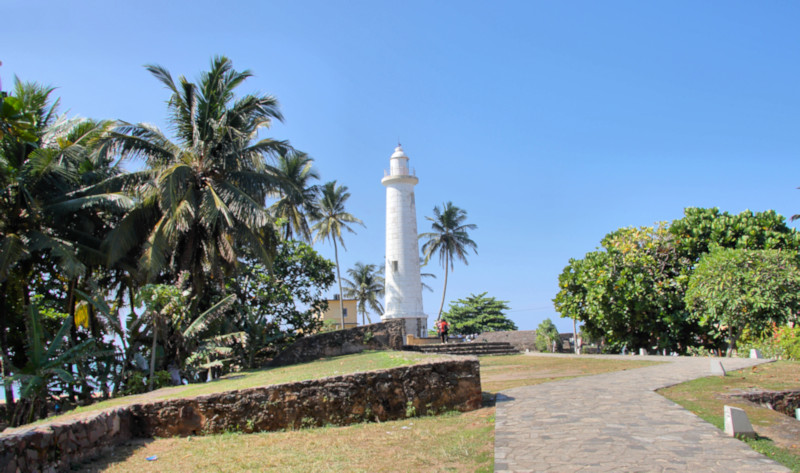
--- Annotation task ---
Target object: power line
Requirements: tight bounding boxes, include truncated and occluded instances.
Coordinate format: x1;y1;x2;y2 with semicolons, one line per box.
507;306;552;313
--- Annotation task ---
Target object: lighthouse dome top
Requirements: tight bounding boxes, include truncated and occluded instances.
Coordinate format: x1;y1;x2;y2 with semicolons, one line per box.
391;145;408;159
382;144;418;185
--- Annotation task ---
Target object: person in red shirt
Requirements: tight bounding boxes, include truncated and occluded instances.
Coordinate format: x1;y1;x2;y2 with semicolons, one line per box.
436;319;449;343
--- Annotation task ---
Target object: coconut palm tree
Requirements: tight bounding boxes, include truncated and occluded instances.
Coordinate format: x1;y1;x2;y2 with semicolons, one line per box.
342;262;384;325
312;181;363;329
269;150;320;242
420;202;478;320
95;56;287;308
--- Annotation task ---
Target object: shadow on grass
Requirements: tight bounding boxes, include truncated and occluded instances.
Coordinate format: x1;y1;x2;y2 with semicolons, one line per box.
71;437;154;472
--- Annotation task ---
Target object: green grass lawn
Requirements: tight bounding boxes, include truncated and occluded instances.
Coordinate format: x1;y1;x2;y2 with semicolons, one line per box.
659;361;800;472
76;352;656;472
21;351;436;428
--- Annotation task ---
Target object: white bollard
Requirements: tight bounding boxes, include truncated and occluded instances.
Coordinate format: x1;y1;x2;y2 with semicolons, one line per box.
749;349;763;359
711;360;726;376
639;348;647;356
724;406;755;438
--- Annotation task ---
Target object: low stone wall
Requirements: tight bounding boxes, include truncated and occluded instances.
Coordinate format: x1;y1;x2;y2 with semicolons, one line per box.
736;390;800;418
0;357;481;473
0;408;136;473
268;319;406;367
474;330;537;351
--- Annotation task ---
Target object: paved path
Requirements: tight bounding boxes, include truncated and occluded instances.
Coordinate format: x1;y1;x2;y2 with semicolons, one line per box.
494;354;790;473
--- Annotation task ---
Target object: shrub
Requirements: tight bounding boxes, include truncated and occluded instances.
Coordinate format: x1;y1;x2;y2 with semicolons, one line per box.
122;370;173;395
738;324;800;360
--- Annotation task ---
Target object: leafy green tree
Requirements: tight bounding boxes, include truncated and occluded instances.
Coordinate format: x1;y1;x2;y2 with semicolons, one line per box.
554;208;800;354
342;262;384;325
671;207;800;261
420;202;478;320
441;292;516;335
554;225;694;352
269;151;320;242
312;181;363;329
96;56;286;308
685;249;800;356
227;241;335;368
535;318;561;352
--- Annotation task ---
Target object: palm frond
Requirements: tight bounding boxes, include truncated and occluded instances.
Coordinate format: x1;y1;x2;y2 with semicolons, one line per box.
183;294;235;339
0;234;30;283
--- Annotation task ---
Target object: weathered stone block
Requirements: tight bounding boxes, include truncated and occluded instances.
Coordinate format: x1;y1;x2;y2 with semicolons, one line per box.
724;405;755;438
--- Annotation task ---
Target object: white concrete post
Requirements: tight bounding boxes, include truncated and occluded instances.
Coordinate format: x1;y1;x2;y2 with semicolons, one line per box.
724;405;755;438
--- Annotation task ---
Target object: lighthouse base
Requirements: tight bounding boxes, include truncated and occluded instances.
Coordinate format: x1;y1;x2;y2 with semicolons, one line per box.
382;314;428;338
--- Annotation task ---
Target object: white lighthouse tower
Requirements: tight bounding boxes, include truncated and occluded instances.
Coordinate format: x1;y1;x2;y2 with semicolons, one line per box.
382;145;427;337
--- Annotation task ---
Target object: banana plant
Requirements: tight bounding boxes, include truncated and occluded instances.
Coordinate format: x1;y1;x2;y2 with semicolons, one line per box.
6;304;95;424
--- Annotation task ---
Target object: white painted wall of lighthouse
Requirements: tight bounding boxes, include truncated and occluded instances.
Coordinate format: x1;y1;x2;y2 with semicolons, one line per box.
382;147;427;337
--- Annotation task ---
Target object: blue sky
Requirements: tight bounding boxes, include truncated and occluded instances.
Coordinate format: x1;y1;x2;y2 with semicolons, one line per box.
3;1;799;331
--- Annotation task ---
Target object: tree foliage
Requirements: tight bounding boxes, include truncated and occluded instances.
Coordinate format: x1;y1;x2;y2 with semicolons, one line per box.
535;318;560;352
554;224;694;352
312;181;363;328
226;241;335;368
0;59;353;426
269;151;320;242
554;208;800;354
420;202;478;320
342;262;384;325
441;292;516;336
7;305;95;423
685;249;800;355
96;56;286;305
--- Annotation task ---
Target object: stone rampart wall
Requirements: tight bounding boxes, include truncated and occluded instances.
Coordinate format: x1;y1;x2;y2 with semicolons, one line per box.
737;390;800;418
0;357;481;473
473;330;537;351
268;319;405;367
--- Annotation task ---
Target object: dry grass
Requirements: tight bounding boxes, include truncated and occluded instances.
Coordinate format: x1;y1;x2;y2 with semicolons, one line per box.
79;408;496;473
480;354;658;393
659;361;800;471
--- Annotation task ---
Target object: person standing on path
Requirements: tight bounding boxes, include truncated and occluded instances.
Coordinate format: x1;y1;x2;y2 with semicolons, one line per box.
436;319;449;343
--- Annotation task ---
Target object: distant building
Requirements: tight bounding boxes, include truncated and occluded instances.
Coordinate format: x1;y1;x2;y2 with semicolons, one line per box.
316;295;359;329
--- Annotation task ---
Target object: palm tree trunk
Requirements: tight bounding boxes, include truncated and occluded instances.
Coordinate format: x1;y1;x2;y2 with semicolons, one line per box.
149;314;158;391
436;264;449;321
0;281;16;422
573;317;578;354
333;239;345;329
0;324;15;423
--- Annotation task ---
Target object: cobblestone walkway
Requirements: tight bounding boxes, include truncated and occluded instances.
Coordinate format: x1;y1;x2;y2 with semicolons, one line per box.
494;354;790;473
